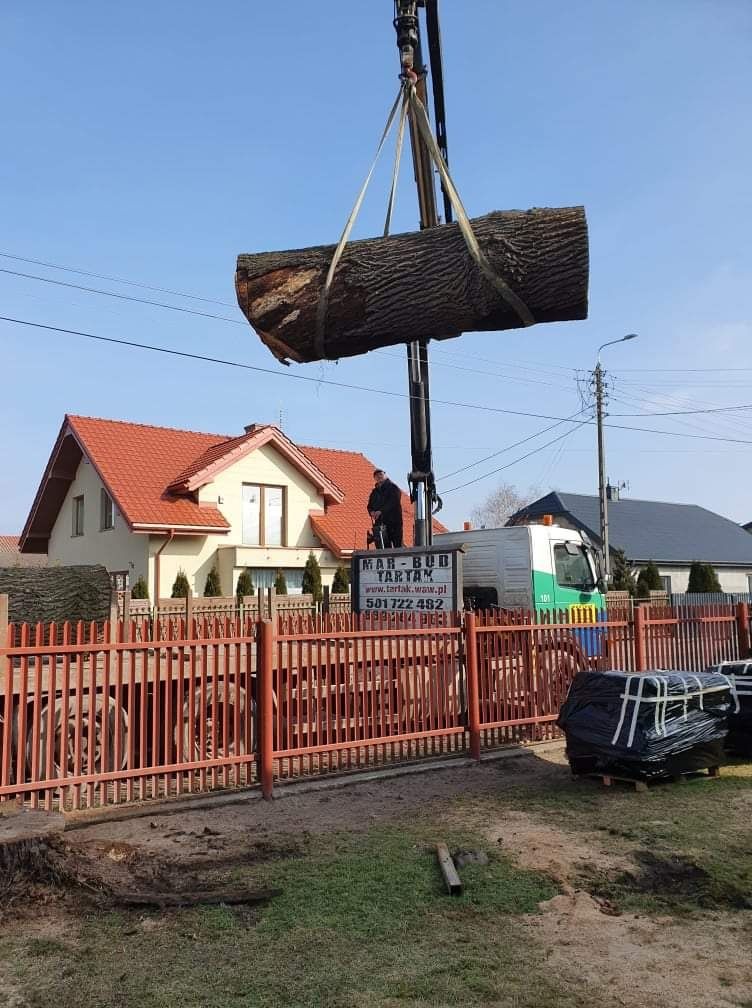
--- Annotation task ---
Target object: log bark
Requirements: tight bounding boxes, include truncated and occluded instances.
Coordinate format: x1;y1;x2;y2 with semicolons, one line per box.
0;565;112;625
236;207;588;364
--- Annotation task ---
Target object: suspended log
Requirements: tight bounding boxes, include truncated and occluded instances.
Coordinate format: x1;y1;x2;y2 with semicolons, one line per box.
235;206;588;364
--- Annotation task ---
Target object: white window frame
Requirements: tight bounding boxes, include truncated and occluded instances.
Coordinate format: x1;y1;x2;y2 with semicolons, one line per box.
241;484;286;547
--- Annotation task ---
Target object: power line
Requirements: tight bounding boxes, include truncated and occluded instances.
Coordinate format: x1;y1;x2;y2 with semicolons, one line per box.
376;348;570;390
440;422;590;495
4;314;752;445
0;252;236;307
0;263;583;391
609;402;752;418
0;267;244;325
437;408;589;480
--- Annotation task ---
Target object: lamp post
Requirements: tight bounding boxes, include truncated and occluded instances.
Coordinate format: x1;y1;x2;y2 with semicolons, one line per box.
595;334;638;583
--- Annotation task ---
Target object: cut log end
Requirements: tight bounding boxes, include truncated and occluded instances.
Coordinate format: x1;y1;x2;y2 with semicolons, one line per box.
236;207;589;364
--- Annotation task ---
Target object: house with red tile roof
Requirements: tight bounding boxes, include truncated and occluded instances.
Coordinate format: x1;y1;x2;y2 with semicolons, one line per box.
19;415;443;599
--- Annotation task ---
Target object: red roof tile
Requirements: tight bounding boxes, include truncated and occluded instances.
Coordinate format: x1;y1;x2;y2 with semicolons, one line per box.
301;446;446;554
68;416;231;531
22;415;447;557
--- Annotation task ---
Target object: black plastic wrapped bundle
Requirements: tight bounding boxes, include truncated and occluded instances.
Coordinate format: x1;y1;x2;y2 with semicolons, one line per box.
707;661;752;755
558;670;737;780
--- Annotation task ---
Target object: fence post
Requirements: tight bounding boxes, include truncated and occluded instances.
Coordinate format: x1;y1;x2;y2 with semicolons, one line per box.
465;612;481;760
122;589;131;642
267;587;278;624
186;589;194;636
634;603;647;671
257;619;275;799
257;586;265;621
322;584;330;615
736;602;750;658
0;593;8;648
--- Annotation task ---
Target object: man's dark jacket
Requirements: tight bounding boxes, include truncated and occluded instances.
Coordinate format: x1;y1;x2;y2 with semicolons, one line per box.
367;479;402;527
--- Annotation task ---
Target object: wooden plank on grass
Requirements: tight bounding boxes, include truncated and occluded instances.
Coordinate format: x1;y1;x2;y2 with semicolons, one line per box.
436;843;462;896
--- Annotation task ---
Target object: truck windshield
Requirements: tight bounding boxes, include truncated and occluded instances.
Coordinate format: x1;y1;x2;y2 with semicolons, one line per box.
553;544;596;591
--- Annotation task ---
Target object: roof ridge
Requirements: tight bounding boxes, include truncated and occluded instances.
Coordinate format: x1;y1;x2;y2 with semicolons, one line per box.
299;444;372;460
68;413;233;441
557;490;704;509
67;415;362;459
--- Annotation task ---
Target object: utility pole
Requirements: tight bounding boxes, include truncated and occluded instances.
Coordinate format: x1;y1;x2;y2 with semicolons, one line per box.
594;361;609;582
594;334;638;584
394;0;450;548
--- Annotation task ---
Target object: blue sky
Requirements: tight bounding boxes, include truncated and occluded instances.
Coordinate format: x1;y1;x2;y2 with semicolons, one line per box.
2;0;751;534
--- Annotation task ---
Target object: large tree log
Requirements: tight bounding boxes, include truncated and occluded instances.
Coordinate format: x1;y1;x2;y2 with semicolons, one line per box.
235;206;588;364
0;565;112;626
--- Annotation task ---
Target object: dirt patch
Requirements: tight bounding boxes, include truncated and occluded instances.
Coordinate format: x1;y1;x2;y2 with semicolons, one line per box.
67;749;566;854
595;848;752;912
528;892;752;1008
482;808;634;891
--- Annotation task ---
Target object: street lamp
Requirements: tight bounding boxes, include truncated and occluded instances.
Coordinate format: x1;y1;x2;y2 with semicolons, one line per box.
594;334;638;584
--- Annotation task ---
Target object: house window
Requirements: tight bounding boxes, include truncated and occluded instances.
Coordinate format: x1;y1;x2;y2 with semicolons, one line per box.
660;575;672;595
109;571;129;592
251;568;305;593
242;485;286;546
72;495;84;536
748;575;752;597
553;543;595;591
100;489;114;530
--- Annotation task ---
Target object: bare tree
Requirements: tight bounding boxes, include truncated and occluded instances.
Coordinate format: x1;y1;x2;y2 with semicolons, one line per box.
470;483;543;529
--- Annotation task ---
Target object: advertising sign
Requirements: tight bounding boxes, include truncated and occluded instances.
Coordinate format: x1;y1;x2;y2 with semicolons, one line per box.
351;546;463;614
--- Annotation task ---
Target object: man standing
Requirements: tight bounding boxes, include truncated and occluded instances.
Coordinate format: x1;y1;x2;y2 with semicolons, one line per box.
367;469;404;548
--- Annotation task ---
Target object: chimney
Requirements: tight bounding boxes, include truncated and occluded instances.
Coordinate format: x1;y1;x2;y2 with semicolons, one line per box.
463;521;472;531
244;424;257;435
606;483;619;502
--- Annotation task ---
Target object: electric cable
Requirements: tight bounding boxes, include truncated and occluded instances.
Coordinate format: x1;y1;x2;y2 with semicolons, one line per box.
4;314;752;445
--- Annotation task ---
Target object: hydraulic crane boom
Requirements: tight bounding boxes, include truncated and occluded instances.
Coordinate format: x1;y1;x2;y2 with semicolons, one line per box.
393;0;451;547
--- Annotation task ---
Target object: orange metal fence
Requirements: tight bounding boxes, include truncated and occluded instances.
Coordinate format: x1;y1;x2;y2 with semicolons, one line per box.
260;613;465;792
1;601;750;809
1;616;256;811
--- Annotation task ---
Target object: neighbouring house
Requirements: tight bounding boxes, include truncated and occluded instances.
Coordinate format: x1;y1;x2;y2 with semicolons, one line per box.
0;535;47;567
19;415;442;599
507;490;752;595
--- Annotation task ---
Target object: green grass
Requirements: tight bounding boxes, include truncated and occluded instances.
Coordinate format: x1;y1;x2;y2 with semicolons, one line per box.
0;824;589;1008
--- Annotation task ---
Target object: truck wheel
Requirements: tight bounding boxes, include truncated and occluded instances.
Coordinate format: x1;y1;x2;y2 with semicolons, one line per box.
535;638;586;691
31;694;129;777
180;683;254;761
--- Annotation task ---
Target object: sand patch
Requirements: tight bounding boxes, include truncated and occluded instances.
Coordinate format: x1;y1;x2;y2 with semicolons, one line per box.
529;891;752;1008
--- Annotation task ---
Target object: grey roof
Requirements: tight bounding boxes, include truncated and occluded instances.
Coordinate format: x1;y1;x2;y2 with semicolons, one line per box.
509;492;752;566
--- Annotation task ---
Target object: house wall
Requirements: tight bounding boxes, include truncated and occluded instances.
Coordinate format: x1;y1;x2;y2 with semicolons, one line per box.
150;444;339;597
47;456;149;583
651;565;752;595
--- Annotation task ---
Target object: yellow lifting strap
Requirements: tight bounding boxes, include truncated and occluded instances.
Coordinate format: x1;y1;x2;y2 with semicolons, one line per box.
314;79;535;362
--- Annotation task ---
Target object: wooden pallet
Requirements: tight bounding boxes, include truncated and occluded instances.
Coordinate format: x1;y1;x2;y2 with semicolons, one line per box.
578;766;721;792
